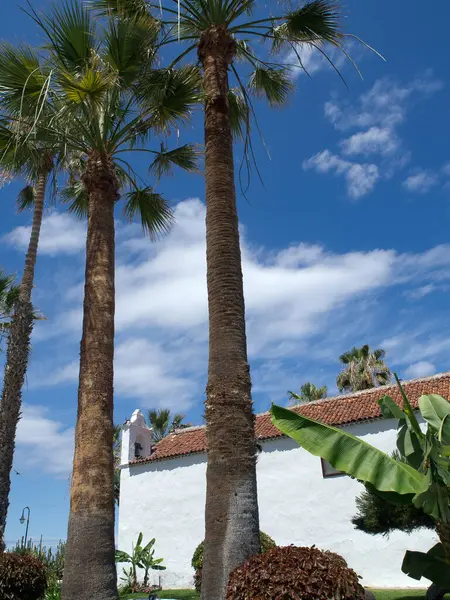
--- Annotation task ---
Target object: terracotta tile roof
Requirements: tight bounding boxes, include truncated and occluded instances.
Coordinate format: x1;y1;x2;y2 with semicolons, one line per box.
130;372;450;466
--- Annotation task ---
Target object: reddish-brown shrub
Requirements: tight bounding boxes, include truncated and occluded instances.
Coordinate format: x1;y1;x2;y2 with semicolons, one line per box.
226;545;365;600
0;552;47;600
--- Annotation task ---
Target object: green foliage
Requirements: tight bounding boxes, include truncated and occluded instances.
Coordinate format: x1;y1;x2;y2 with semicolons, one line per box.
116;532;165;590
0;552;48;600
402;543;450;588
288;382;328;404
271;375;450;586
192;531;276;593
146;409;191;442
337;345;392;392
44;578;61;600
0;269;19;344
226;545;365;600
9;539;66;583
352;482;435;536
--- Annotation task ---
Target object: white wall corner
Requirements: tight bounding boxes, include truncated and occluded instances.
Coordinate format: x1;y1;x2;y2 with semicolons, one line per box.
120;409;153;466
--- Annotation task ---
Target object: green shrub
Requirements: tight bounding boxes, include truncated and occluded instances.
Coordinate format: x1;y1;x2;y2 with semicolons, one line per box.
0;552;48;600
226;545;365;600
192;531;276;593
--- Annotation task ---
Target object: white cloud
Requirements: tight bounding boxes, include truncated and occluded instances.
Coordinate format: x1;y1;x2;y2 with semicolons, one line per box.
324;73;442;131
404;361;436;379
285;40;366;81
382;329;450;370
406;284;437;299
30;200;450;412
340;126;400;157
303;150;379;198
3;212;86;255
15;405;74;475
403;170;439;193
311;73;443;195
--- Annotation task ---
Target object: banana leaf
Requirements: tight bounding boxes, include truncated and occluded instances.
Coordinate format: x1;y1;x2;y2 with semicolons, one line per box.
402;543;450;587
419;394;450;432
270;404;428;497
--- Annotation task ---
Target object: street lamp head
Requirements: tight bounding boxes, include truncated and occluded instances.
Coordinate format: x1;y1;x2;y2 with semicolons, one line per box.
20;515;25;524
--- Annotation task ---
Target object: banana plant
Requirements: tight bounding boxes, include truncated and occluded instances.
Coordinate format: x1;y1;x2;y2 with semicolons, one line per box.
271;375;450;587
115;532;165;589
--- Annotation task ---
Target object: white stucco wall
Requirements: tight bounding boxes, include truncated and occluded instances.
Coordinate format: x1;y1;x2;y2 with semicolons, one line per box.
118;418;436;590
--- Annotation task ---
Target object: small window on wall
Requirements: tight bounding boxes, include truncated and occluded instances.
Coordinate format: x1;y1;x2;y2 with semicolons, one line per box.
321;458;345;478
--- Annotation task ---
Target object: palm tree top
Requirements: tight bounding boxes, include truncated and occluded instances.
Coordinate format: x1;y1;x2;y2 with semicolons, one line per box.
6;0;203;237
337;344;392;393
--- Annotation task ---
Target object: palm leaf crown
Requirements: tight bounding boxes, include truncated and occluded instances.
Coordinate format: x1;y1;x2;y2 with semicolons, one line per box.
0;0;202;236
89;0;382;185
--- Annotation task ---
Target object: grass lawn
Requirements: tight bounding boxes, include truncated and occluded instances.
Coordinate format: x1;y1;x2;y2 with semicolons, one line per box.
121;589;440;600
120;591;199;599
371;590;445;600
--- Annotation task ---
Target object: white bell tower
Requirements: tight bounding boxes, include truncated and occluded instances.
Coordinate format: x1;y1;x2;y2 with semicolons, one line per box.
120;409;153;466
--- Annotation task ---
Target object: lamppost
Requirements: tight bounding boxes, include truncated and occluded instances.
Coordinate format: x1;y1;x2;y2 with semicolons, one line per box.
19;506;30;548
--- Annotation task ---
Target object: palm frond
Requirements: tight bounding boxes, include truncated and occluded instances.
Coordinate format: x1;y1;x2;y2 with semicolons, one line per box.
272;0;342;53
0;43;49;116
248;66;293;106
122;187;174;238
105;16;159;85
60;179;89;219
137;66;202;132
42;0;97;72
58;68;116;104
88;0;153;25
149;143;201;179
17;185;35;212
228;87;249;140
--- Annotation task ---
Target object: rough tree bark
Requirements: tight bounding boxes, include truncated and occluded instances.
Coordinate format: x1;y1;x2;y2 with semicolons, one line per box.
198;24;260;600
61;153;118;600
0;169;48;551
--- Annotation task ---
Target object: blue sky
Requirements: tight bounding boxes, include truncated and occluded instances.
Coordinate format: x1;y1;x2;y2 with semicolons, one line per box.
1;0;450;547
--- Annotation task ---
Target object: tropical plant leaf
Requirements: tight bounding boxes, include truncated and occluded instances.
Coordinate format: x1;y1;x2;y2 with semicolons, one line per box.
248;67;293;107
122;187;173;238
413;482;450;521
378;395;405;421
228;87;249;140
270;404;428;496
17;185;35;212
395;374;424;441
88;0;153;26
105;17;158;85
149;144;201;179
59;68;115;104
42;1;97;71
137;66;202;132
419;394;450;431
60;179;89;219
397;424;423;470
402;544;450;587
272;0;342;52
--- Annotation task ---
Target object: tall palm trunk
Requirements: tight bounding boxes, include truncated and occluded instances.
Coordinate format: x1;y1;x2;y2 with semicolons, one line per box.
198;25;260;600
62;154;118;600
0;170;48;551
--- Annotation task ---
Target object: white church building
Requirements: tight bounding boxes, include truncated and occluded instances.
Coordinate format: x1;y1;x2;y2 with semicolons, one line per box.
118;372;450;589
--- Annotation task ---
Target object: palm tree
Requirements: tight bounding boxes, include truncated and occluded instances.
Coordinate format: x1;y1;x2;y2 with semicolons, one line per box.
24;3;200;598
336;344;392;393
0;45;58;552
146;408;191;442
0;270;19;345
90;0;376;596
288;382;327;404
